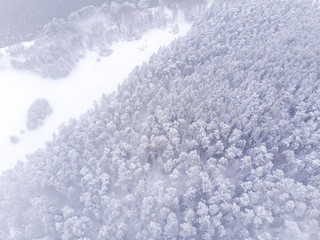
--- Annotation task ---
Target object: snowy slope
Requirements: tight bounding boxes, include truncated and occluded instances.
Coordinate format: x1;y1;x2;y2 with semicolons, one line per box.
0;1;320;239
0;17;191;173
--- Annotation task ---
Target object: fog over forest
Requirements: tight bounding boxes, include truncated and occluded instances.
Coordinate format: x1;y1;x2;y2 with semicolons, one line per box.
1;0;320;239
0;0;107;47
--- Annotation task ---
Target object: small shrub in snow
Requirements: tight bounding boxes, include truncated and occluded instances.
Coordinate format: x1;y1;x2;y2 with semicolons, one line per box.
99;48;113;57
9;135;19;144
26;98;52;130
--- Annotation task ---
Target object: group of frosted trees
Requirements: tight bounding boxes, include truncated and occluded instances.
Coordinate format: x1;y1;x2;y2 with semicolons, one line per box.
9;98;52;143
1;0;320;239
26;98;52;130
7;0;207;79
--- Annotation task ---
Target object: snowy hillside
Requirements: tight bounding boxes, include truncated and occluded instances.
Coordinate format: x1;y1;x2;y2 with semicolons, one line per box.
1;0;320;239
0;7;192;173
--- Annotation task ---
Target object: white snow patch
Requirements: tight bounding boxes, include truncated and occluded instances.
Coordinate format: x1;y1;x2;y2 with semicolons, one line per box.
0;20;191;173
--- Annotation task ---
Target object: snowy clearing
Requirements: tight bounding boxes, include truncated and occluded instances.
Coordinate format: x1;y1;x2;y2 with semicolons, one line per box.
0;18;191;173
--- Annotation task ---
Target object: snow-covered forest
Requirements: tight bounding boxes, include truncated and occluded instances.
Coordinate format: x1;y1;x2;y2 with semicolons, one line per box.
7;0;206;78
1;0;320;239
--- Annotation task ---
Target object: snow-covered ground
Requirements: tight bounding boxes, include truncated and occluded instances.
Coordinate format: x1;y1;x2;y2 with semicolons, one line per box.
0;16;191;173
